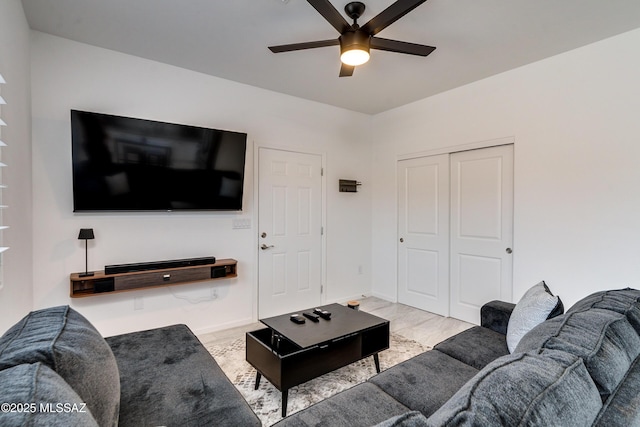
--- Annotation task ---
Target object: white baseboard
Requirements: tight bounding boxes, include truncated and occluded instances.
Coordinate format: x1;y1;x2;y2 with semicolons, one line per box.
192;316;255;336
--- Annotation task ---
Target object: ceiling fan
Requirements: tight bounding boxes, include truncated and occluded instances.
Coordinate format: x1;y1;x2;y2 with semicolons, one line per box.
268;0;436;77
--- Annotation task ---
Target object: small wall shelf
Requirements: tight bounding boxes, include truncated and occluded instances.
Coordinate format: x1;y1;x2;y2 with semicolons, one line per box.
339;179;361;192
70;258;237;298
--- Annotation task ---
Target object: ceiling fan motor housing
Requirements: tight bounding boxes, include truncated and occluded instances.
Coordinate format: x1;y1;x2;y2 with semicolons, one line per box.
340;30;371;54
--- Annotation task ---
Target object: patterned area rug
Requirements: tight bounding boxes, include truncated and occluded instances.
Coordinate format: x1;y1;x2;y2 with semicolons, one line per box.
206;333;429;426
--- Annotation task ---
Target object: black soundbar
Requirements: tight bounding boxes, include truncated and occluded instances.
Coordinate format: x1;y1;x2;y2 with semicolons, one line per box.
105;256;216;275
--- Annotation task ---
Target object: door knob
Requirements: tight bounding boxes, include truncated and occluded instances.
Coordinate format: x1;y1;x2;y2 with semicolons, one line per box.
261;244;274;250
399;238;404;243
506;248;512;254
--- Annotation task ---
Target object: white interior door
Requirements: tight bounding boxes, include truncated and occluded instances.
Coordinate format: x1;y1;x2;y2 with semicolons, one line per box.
258;148;323;318
397;155;450;316
449;145;514;324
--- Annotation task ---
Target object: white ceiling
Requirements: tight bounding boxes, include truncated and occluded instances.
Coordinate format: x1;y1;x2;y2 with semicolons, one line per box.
21;0;640;115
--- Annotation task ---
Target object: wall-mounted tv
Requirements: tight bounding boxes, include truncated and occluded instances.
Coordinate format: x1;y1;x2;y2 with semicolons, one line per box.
71;110;247;212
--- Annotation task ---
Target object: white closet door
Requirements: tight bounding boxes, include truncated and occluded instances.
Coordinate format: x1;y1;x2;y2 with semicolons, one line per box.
397;155;450;316
449;145;514;324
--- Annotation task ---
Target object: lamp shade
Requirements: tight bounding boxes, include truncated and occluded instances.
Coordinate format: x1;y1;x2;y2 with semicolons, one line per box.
78;228;95;240
339;30;370;66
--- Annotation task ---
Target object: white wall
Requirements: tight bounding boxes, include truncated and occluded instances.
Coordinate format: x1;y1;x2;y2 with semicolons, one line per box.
371;28;640;309
19;15;640;336
0;0;34;333
30;32;372;337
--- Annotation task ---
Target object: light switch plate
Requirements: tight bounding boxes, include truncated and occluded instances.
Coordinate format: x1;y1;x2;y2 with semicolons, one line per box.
232;218;251;229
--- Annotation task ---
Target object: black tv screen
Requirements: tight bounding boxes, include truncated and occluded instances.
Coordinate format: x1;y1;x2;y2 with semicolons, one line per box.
71;110;247;212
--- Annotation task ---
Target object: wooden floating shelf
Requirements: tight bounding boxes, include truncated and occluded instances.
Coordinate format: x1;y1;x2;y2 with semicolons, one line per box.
70;258;237;298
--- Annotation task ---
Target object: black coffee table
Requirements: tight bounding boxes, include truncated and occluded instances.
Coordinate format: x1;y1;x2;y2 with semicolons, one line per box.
246;303;390;417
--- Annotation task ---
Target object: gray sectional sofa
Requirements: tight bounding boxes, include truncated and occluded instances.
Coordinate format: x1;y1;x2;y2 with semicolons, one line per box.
275;288;640;426
0;306;260;427
2;287;639;427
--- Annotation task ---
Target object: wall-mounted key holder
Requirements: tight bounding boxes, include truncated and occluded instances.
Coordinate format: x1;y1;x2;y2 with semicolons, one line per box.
339;179;362;192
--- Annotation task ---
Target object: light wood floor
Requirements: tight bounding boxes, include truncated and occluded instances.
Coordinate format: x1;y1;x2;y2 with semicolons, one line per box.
198;297;474;349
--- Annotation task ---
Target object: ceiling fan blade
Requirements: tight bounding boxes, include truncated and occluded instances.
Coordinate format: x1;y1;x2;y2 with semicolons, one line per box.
269;39;339;53
361;0;428;36
370;37;435;56
306;0;351;34
339;63;355;77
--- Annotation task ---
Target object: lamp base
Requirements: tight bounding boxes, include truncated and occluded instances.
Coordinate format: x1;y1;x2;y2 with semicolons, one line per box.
79;272;95;277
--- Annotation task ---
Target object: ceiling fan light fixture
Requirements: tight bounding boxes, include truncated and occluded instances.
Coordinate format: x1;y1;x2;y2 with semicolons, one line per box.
339;30;370;66
341;48;370;66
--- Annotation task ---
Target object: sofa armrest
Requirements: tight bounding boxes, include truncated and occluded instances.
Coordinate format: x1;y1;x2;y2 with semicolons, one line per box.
481;301;516;335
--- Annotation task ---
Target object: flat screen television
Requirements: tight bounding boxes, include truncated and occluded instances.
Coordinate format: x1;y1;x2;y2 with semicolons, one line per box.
71;110;247;212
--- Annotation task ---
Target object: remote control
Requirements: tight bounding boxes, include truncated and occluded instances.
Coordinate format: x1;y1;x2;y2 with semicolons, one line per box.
313;308;332;320
303;312;320;322
290;314;305;324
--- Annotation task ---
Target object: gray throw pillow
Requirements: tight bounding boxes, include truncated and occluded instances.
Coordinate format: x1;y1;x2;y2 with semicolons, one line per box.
0;306;120;427
0;363;99;427
506;281;562;353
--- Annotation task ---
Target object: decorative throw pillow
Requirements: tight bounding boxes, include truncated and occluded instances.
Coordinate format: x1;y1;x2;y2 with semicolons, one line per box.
0;306;120;427
0;363;99;427
506;281;563;353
